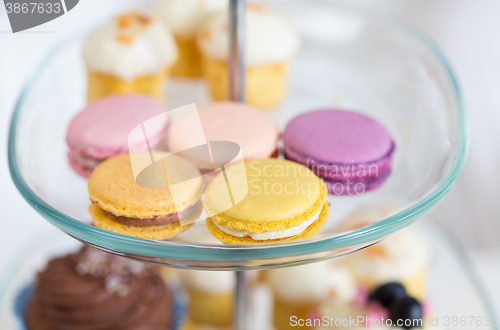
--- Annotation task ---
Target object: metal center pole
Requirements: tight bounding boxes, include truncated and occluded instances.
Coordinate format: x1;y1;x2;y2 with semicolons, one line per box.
229;1;249;330
234;270;252;330
229;0;245;102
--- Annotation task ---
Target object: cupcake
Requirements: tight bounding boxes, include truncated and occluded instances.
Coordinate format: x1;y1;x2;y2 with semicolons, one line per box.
159;232;235;326
183;319;231;330
156;0;227;78
197;5;299;108
177;269;234;326
316;282;440;330
24;246;174;330
346;228;429;300
333;206;395;234
316;296;391;330
66;95;169;178
83;11;178;101
268;260;357;330
88;152;204;240
204;159;329;244
167;101;279;181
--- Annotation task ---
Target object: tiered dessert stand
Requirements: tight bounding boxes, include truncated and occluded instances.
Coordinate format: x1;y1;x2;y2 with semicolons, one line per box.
8;0;470;329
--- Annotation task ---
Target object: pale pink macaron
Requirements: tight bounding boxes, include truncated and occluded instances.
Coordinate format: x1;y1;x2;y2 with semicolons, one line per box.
66;94;169;178
167;102;278;176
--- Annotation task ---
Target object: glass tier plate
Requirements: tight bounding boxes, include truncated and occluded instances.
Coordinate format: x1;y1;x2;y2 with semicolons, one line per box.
0;220;495;330
8;0;468;269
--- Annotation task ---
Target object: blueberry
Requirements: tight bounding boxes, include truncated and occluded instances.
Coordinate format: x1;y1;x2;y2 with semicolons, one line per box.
389;296;423;329
369;282;407;308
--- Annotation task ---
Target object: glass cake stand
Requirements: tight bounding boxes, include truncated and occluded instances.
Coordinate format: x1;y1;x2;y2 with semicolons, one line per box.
8;0;469;328
0;220;496;330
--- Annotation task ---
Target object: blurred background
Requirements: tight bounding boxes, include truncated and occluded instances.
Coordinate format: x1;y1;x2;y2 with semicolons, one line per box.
1;0;499;315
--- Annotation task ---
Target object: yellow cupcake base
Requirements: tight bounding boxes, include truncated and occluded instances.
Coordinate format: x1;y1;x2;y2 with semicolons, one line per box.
87;69;169;102
89;204;192;240
207;202;329;244
185;288;233;326
355;270;427;301
274;297;318;330
202;56;290;108
404;271;426;300
172;36;203;78
182;318;232;330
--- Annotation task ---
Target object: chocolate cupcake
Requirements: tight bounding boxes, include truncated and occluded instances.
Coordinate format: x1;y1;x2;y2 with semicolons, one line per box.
25;246;174;330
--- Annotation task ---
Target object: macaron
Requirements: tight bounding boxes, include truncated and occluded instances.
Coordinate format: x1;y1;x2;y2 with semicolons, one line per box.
167;102;278;177
88;152;204;240
283;109;395;195
204;158;329;244
66;94;169;178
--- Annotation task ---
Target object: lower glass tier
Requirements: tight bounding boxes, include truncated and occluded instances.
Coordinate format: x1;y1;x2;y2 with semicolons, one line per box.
0;219;496;330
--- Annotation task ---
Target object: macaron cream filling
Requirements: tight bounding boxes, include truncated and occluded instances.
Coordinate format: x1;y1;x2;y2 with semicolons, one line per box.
67;128;166;170
69;152;104;170
66;95;169;178
213;208;322;240
204;159;329;244
104;201;202;227
88;152;204;240
284;141;395;180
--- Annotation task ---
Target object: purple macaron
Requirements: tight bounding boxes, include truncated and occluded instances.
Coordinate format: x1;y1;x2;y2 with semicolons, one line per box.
283;109;395;195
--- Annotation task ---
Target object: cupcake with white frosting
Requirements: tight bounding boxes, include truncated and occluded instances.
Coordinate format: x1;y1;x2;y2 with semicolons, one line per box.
83;11;178;101
177;269;234;326
156;0;227;78
346;228;429;300
334;206;395;234
197;4;300;108
268;260;357;330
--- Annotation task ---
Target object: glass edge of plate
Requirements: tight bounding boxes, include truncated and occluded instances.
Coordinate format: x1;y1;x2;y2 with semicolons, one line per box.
7;5;469;262
429;219;499;330
0;220;496;330
0;228;58;323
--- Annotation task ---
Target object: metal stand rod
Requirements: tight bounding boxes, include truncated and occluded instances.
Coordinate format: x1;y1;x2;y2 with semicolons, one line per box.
229;0;246;102
229;1;249;329
234;271;252;330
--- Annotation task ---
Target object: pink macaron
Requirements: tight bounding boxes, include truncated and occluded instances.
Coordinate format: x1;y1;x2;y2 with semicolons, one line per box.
66;94;169;178
166;101;279;180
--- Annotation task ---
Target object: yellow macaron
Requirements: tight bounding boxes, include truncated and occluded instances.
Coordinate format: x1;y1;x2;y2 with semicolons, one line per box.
88;152;204;240
204;159;329;244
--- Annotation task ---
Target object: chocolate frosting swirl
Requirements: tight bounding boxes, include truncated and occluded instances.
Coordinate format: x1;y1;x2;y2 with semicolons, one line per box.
26;247;173;330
